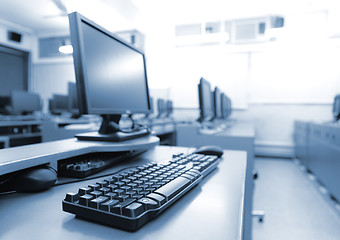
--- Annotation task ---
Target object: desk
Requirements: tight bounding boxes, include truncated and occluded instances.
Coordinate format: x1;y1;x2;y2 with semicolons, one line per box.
0;145;250;240
42;117;177;146
176;122;255;240
294;121;310;166
41;117;99;142
138;118;177;145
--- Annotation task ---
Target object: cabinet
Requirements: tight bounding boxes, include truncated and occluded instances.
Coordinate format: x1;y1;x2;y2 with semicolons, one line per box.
0;120;42;147
294;121;340;201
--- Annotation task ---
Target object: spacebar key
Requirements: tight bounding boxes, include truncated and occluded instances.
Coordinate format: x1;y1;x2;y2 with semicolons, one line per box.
154;176;191;201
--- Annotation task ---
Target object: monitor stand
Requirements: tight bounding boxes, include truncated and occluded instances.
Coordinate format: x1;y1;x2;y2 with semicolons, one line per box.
75;114;150;142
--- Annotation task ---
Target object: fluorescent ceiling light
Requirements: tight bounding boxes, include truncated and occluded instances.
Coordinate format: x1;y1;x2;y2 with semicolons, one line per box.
58;45;73;54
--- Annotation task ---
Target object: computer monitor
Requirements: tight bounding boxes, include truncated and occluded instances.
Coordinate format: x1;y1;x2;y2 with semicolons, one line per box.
145;97;154;118
67;82;79;116
69;12;151;141
221;93;228;119
10;90;41;115
50;94;69;115
157;99;166;118
221;94;232;119
227;97;232;118
0;96;10;114
197;77;214;122
166;100;173;117
212;87;222;120
333;94;340;121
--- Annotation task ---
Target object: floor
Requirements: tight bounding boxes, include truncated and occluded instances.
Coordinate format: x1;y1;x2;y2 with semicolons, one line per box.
252;157;340;240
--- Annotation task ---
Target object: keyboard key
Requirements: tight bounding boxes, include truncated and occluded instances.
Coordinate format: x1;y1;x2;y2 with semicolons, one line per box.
120;172;129;178
132;187;143;193
125;191;137;197
121;186;132;191
138;198;158;210
96;181;108;187
88;184;100;191
104;178;115;184
65;193;79;202
79;194;94;206
115;181;125;187
181;174;195;182
78;187;91;196
127;183;138;188
112;174;123;181
123;202;145;217
139;191;150;196
107;184;118;191
132;194;143;200
121;179;132;184
99;187;110;194
89;190;102;198
89;196;108;209
155;176;191;201
110;199;135;215
146;193;166;206
113;189;125;196
100;199;120;212
117;194;130;202
133;174;142;179
105;192;118;199
128;176;137;181
186;170;201;180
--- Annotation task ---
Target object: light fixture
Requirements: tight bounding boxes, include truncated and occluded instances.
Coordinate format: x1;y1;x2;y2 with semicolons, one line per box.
58;38;73;54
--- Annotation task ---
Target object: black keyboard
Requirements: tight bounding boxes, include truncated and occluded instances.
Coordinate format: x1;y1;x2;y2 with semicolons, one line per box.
62;152;221;231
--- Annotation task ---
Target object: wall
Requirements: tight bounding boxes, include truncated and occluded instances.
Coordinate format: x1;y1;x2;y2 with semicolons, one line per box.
143;11;340;151
233;104;332;144
2;12;338;150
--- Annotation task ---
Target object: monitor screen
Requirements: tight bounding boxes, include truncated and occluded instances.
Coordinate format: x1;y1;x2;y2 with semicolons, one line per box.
213;87;222;119
51;94;68;114
69;12;150;116
197;77;214;122
11;90;41;114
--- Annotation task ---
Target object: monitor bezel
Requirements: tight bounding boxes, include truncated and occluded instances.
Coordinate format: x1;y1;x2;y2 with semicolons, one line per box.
69;12;151;116
213;87;222;119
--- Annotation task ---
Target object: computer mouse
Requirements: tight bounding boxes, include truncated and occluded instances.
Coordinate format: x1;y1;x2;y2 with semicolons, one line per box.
8;166;57;193
193;145;224;158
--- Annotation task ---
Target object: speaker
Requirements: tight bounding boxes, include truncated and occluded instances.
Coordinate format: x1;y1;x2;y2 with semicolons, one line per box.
8;31;22;43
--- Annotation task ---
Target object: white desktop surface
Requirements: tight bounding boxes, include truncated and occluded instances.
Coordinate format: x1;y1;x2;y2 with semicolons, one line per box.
0;146;248;240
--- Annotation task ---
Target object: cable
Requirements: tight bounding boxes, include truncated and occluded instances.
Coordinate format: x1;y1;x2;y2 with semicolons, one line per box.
118;115;151;134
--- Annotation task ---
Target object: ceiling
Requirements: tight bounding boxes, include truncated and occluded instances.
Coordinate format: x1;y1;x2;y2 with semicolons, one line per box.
0;0;337;36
